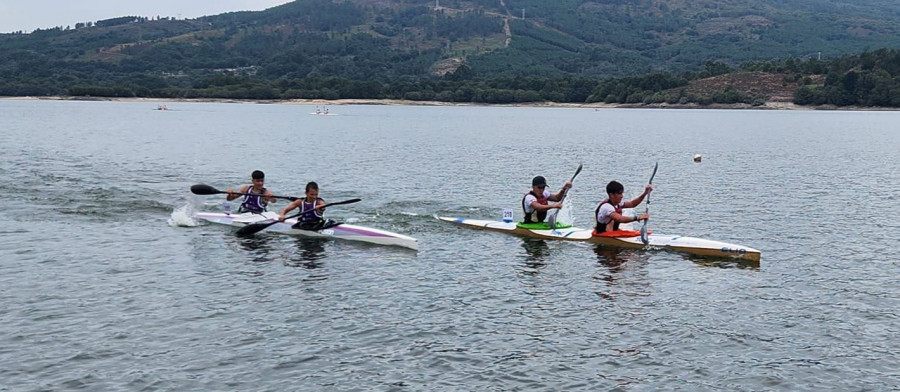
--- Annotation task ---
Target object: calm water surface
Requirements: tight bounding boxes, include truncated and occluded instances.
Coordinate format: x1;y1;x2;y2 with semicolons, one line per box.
1;99;898;391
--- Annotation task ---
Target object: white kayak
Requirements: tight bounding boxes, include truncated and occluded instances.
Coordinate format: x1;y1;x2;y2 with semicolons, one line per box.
438;217;760;262
198;211;418;250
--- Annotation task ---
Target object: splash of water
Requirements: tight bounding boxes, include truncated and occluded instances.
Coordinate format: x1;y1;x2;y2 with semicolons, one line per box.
168;204;199;227
556;193;576;227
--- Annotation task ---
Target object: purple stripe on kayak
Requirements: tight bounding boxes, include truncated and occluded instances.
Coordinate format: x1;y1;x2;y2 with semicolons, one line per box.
333;225;393;238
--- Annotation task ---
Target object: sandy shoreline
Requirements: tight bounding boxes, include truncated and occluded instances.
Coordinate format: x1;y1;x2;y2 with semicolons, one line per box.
2;95;896;111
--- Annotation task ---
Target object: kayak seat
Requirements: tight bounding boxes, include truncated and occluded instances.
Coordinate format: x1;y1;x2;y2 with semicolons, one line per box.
516;222;573;230
592;230;648;238
292;219;341;231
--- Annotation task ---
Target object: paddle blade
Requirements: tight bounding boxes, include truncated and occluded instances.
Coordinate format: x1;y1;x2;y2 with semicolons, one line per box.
571;163;583;181
191;184;223;195
640;222;649;245
235;220;278;236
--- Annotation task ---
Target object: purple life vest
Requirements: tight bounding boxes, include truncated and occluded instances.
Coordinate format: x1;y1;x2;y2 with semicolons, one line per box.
238;187;267;213
298;198;324;222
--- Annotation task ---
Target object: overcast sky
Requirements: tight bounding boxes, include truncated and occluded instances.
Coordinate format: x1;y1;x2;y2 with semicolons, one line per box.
0;0;292;33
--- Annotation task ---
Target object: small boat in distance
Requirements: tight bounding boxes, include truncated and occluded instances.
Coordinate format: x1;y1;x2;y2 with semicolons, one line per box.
310;107;336;115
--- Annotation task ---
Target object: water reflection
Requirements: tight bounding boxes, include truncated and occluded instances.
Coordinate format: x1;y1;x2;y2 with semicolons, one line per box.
593;246;641;300
233;235;275;263
594;245;634;271
284;238;327;268
682;254;761;270
519;239;550;274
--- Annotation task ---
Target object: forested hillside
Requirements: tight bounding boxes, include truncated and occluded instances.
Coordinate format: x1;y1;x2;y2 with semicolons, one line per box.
2;0;900;107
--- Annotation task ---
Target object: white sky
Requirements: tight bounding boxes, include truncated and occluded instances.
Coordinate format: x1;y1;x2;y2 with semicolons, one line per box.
0;0;292;33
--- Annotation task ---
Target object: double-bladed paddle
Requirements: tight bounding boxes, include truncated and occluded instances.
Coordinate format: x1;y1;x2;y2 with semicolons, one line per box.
234;198;362;236
640;161;658;245
190;184;299;201
548;163;583;231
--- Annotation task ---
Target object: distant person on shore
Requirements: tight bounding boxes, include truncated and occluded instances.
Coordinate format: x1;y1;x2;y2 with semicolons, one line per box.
594;180;653;232
522;175;572;223
226;170;276;213
278;181;333;230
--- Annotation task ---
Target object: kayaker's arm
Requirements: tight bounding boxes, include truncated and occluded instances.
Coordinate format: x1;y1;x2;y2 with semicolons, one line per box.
279;199;302;221
279;199;327;221
549;181;573;201
623;184;654;208
531;200;563;211
225;185;249;201
610;211;649;223
263;190;277;204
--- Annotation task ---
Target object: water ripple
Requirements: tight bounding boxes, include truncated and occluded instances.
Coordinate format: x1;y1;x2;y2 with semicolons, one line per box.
1;102;899;390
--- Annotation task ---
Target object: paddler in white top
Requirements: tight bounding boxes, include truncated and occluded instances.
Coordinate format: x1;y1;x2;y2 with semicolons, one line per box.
226;170;276;213
595;180;653;232
522;176;572;223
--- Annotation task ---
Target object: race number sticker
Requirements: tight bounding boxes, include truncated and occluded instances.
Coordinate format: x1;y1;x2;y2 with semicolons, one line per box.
502;208;514;222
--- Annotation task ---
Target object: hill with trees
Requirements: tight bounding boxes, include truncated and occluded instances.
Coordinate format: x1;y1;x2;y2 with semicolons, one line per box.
2;0;900;107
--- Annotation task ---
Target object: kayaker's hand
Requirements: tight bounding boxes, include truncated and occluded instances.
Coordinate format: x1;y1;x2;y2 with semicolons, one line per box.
554;203;564;209
637;213;649;221
562;181;573;190
278;214;286;222
645;184;654;194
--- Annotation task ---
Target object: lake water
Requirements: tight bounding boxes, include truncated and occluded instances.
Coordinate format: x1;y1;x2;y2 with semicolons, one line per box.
1;99;898;391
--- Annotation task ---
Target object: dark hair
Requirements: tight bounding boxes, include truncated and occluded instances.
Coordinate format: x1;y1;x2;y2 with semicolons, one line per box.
606;180;624;195
251;170;265;180
305;181;319;192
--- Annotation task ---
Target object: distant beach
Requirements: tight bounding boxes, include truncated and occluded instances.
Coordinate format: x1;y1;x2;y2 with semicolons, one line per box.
3;95;896;111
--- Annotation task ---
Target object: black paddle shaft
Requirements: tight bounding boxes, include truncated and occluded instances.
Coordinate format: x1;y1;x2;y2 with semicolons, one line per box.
190;184;298;201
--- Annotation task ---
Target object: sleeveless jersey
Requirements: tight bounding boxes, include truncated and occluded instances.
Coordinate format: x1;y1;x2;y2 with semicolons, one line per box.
298;198;325;223
238;187;267;213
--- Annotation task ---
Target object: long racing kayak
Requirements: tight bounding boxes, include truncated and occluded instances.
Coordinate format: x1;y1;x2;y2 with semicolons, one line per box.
198;211;418;250
438;217;760;262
